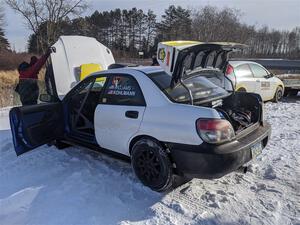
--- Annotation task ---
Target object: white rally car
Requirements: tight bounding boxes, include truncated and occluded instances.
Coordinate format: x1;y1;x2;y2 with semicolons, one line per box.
226;61;284;102
10;37;271;192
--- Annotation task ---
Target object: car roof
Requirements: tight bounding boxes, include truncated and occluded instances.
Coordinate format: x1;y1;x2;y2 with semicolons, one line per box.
229;60;264;68
130;66;164;74
89;66;165;78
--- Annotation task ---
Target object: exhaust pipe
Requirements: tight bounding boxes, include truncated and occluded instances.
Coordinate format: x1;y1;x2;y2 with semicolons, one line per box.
236;166;248;174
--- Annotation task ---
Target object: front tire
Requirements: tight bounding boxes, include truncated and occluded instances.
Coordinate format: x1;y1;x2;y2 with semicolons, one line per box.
131;138;174;192
273;86;283;102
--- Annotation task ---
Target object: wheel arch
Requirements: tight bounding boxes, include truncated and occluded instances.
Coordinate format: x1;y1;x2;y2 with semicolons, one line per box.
128;135;167;155
276;84;284;95
236;86;247;92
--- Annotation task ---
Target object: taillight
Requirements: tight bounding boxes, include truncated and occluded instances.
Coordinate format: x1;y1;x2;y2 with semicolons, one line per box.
196;119;235;144
225;64;234;76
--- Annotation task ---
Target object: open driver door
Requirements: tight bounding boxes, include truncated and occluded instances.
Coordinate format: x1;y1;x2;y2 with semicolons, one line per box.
10;61;64;156
10;102;64;156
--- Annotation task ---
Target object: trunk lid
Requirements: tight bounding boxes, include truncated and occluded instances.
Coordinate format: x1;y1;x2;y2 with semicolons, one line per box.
157;41;246;87
50;36;115;98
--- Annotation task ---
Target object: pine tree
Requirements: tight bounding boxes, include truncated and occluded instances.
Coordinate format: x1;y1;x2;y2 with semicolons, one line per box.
157;5;192;41
0;28;9;50
0;6;10;51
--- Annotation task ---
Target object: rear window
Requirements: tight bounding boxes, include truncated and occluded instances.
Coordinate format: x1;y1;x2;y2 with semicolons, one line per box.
148;71;228;103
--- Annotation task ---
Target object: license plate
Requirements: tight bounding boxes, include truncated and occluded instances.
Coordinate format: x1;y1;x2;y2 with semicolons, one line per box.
251;142;262;159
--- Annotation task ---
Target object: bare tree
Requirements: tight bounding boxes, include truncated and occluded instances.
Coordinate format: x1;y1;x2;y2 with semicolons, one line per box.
5;0;87;52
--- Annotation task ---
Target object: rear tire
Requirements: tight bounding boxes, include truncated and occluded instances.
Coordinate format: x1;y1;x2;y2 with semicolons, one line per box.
131;138;175;192
272;86;283;103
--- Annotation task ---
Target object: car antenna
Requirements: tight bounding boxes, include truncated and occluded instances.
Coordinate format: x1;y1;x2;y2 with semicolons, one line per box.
179;66;194;105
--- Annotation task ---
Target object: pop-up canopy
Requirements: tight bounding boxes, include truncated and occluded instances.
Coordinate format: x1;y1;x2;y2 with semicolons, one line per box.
50;36;115;98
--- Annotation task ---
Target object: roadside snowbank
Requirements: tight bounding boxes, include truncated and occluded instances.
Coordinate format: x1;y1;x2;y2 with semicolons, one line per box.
0;98;299;225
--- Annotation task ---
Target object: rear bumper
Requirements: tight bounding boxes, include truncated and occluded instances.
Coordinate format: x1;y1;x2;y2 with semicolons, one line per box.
168;122;271;179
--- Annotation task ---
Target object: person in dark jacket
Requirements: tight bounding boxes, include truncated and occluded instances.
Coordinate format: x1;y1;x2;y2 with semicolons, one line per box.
16;51;50;105
151;55;159;66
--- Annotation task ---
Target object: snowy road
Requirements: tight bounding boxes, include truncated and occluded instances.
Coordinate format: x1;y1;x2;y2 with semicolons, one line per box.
0;98;299;225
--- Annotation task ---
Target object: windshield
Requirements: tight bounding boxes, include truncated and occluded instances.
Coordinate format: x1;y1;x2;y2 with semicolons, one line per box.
148;71;229;103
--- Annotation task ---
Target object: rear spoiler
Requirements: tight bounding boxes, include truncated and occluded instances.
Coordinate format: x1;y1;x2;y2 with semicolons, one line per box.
157;41;247;87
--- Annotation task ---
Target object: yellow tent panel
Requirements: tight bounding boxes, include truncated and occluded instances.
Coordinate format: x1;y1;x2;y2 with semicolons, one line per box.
80;63;103;81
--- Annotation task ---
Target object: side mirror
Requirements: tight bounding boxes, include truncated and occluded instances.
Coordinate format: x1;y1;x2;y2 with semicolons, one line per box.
39;94;53;102
264;73;273;79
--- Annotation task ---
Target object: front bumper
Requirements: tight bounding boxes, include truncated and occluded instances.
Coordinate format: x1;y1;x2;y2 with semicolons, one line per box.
168;122;271;179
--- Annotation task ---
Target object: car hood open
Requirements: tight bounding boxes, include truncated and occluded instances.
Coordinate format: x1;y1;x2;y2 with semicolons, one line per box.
157;41;246;87
50;36;115;98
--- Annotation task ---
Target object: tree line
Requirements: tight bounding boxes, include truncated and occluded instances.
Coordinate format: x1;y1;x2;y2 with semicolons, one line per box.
1;1;300;59
0;4;10;51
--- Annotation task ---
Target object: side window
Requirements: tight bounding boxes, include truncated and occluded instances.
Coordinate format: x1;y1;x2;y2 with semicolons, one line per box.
101;75;145;106
91;77;107;92
66;76;107;99
72;78;95;96
250;64;268;78
235;64;253;78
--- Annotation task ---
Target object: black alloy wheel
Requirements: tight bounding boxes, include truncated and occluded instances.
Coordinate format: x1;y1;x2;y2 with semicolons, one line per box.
131;138;173;192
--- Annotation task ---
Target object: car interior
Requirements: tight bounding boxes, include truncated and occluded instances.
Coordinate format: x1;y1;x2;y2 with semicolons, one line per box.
44;63;108;142
66;77;107;138
44;63;143;143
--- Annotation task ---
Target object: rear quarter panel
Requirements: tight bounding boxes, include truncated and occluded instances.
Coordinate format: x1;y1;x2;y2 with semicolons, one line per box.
134;103;222;146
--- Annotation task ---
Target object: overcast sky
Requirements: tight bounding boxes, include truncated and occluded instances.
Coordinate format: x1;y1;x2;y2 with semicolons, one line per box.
3;0;300;52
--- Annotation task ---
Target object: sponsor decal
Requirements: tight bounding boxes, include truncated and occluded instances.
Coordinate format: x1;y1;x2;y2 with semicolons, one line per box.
107;76;136;96
166;51;170;66
107;89;136;96
107;79;136;96
158;48;166;62
112;76;122;87
261;81;270;89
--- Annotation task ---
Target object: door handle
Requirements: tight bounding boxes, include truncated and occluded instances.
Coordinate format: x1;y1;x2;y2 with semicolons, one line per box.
125;111;139;119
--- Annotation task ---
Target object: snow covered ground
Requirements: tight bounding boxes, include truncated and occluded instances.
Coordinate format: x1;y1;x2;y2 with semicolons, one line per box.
0;98;299;225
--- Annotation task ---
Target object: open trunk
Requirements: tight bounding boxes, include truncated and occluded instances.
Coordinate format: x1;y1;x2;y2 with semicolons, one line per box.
157;41;259;134
157;41;246;89
200;92;263;134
